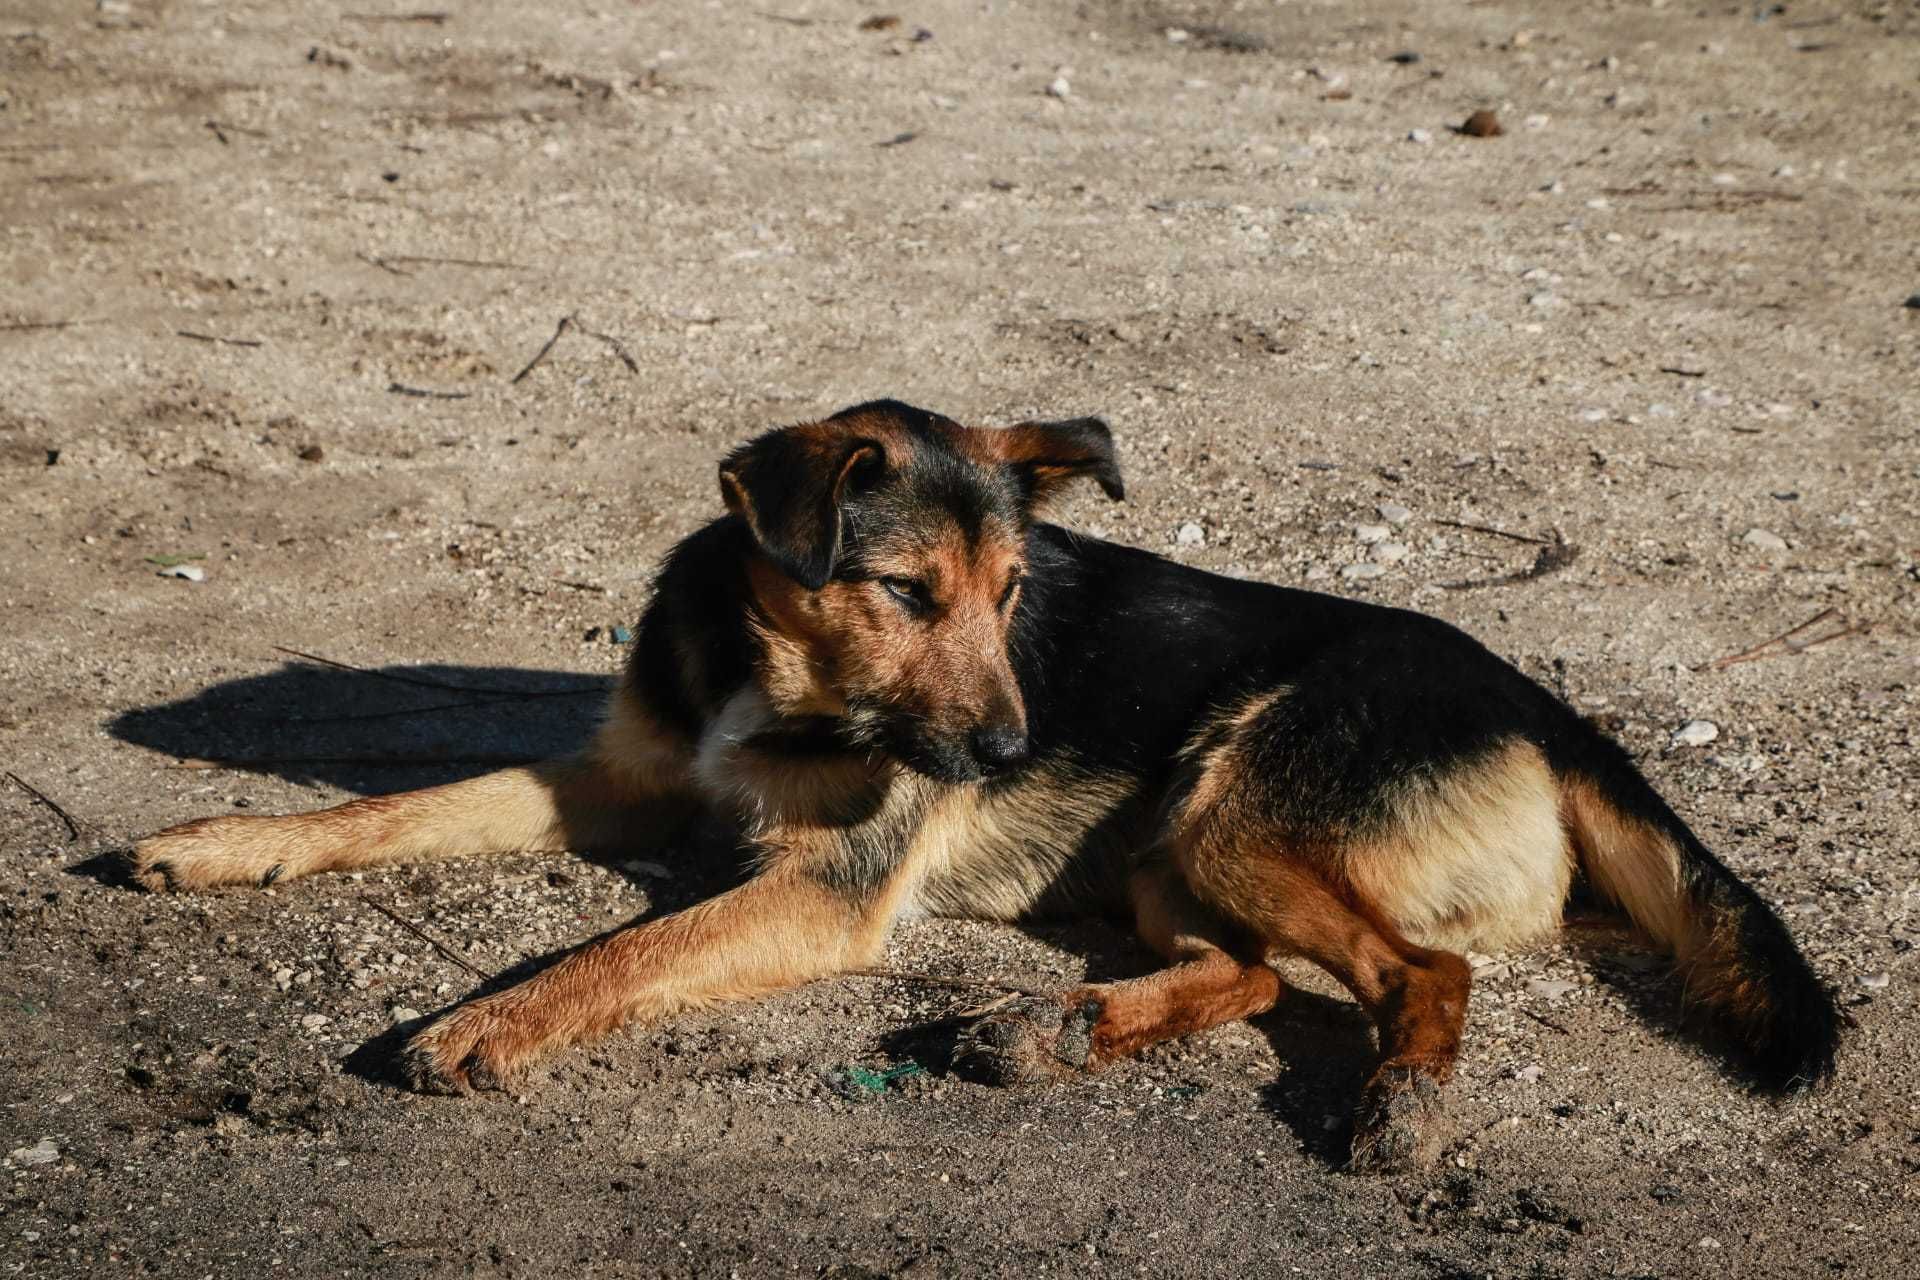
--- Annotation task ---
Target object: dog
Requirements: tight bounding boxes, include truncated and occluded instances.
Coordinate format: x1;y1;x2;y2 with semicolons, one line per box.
131;399;1842;1170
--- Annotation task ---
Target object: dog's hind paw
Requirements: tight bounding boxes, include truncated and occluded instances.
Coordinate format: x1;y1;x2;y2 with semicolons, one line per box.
1348;1064;1452;1174
952;995;1103;1085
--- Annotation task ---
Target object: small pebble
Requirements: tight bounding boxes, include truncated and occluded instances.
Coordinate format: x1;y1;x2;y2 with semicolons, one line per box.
1856;971;1891;991
1377;503;1411;525
1528;290;1559;308
1580;408;1607;422
1341;562;1387;581
1741;528;1788;552
273;967;295;991
1355;524;1390;544
390;1005;423;1025
297;444;325;462
1387;50;1421;64
1460;109;1503;138
1905;293;1920;310
1516;1064;1546;1083
158;564;206;582
1408;128;1433;145
1372;541;1409;564
1524;113;1550;130
611;625;634;644
300;1013;331;1031
1176;522;1206;548
1045;75;1071;99
1672;720;1720;748
1527;978;1580;1000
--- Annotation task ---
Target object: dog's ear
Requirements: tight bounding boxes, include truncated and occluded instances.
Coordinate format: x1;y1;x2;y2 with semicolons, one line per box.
991;416;1125;506
719;426;886;590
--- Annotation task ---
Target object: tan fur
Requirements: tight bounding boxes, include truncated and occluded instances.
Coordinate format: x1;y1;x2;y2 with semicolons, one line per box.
1559;777;1771;1026
1345;739;1572;952
913;762;1138;920
1559;775;1688;947
407;862;913;1091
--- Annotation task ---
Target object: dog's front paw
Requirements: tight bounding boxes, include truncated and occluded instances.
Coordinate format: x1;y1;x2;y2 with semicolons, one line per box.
402;999;537;1095
952;994;1103;1085
129;816;293;893
1348;1064;1452;1174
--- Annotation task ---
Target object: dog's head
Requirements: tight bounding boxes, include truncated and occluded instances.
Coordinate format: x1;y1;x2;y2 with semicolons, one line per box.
720;399;1123;783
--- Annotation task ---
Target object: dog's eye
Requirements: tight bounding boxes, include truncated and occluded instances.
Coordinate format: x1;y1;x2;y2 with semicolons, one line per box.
998;571;1023;611
879;577;932;611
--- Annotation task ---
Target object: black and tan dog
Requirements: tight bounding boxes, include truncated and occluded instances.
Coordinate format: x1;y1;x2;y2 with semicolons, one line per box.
132;399;1841;1169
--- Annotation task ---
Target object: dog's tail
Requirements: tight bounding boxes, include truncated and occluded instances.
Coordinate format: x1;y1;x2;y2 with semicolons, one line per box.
1553;729;1842;1090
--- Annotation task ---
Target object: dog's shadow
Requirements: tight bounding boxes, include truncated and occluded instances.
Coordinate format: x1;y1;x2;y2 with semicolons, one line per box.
105;655;615;796
81;655;666;899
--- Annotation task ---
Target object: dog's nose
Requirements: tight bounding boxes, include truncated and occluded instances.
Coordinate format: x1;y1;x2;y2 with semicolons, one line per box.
969;726;1030;774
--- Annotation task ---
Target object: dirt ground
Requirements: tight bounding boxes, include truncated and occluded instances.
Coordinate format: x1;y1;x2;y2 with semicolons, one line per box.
4;0;1919;1275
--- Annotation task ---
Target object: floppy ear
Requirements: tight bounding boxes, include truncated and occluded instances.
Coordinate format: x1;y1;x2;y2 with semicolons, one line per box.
718;427;884;590
993;416;1125;506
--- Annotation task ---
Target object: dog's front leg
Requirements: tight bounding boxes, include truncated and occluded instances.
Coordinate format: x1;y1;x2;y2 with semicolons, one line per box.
403;846;908;1092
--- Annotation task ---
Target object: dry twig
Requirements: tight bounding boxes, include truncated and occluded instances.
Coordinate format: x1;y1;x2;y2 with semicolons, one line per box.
362;895;494;981
5;771;84;842
272;644;602;700
173;752;543;770
177;330;263;348
1432;518;1551;546
511;316;572;384
849;967;1051;999
1694;607;1870;673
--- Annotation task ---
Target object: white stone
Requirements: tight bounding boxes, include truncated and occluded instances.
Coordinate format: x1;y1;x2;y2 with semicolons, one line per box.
1527;979;1580;1000
300;1013;331;1031
1377;502;1411;525
1340;562;1386;580
158;564;205;582
1355;523;1390;543
1672;719;1720;748
1741;528;1788;552
1372;541;1410;564
1176;522;1206;547
8;1138;57;1167
1408;128;1433;145
1045;76;1071;99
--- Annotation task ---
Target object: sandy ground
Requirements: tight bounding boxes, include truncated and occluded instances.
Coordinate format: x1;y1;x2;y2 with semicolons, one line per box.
4;0;1919;1275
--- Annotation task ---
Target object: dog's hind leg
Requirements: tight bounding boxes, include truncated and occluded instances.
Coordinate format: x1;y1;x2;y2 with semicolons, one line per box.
1176;827;1473;1173
955;863;1285;1083
130;693;697;892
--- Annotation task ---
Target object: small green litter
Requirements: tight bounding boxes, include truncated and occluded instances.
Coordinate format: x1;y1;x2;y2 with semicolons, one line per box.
822;1061;926;1101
